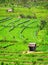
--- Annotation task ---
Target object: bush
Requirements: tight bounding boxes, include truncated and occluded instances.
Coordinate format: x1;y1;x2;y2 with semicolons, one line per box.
37;58;44;61
33;61;36;65
20;14;26;18
1;62;4;65
26;15;32;19
40;20;46;30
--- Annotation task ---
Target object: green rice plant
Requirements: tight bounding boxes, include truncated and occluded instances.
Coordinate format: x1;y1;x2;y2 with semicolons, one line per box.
9;19;30;32
37;58;44;61
1;62;4;65
0;17;12;23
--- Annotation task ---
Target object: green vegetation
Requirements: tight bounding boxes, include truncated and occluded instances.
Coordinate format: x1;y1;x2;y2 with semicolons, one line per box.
0;0;48;65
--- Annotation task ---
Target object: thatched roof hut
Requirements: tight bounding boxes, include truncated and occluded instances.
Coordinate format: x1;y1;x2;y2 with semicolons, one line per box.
7;8;13;12
28;43;36;51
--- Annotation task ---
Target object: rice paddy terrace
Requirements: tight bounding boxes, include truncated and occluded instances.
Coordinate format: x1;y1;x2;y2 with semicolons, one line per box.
0;16;48;65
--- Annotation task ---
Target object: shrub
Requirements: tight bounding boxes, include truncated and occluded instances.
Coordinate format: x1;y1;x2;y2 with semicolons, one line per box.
37;58;44;61
1;62;4;65
26;15;32;19
33;61;36;65
20;14;25;18
40;20;46;30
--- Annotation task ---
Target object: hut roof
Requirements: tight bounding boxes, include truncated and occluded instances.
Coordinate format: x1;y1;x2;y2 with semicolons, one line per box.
7;8;13;12
28;43;36;47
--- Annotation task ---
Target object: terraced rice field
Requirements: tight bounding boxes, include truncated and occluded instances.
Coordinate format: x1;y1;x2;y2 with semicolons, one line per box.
0;16;48;65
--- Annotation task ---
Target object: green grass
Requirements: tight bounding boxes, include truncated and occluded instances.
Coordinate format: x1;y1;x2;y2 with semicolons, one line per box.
0;6;48;65
0;6;48;18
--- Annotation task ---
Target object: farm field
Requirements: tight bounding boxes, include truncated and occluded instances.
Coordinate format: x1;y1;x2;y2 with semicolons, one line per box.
0;3;48;65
